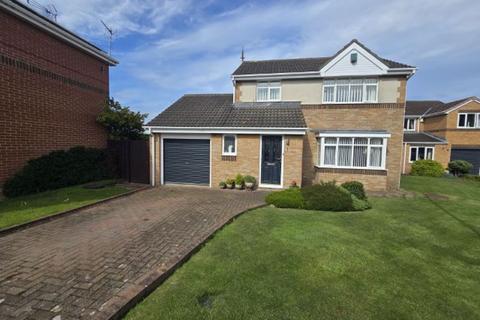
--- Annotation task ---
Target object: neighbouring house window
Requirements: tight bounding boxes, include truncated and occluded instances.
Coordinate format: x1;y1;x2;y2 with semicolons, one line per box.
256;82;281;101
222;135;237;155
319;137;386;169
458;113;480;128
410;146;434;162
323;78;378;103
404;118;417;131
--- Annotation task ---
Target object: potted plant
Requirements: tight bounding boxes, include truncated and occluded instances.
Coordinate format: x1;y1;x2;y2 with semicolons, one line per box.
244;175;256;190
290;180;298;188
225;178;235;189
235;174;244;190
219;181;226;189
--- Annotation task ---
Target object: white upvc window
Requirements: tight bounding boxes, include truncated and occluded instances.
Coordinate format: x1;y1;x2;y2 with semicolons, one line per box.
222;134;237;156
409;146;434;162
458;113;480;128
404;118;417;131
256;82;281;102
323;78;378;103
319;136;387;169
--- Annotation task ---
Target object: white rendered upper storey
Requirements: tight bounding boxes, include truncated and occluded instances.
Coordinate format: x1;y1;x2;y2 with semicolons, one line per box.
231;39;416;104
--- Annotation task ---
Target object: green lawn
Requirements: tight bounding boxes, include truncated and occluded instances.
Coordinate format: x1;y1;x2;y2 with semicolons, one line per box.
0;182;130;229
126;176;480;320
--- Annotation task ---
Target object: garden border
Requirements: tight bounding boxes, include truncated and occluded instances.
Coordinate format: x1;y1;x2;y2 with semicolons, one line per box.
0;184;150;237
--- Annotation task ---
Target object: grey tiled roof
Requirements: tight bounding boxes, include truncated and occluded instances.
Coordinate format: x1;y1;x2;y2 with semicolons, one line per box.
147;94;307;128
405;97;478;117
403;132;447;144
232;39;413;75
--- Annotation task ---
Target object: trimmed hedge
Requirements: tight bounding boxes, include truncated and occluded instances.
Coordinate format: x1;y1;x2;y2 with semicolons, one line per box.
341;181;367;200
265;188;304;209
448;160;473;176
411;160;444;177
265;181;371;212
3;146;114;197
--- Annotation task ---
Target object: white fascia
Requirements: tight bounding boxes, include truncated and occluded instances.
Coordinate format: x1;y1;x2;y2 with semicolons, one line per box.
318;132;391;138
144;126;307;136
0;0;118;65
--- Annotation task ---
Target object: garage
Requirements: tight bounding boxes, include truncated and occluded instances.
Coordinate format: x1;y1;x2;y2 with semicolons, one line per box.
163;139;210;185
451;148;480;175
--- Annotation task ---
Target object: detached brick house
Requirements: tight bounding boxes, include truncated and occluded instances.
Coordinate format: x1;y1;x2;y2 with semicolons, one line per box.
145;39;416;191
0;0;117;187
402;97;480;175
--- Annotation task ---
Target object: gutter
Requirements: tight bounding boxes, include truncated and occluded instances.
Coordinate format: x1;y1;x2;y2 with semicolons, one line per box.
143;126;307;135
0;0;118;66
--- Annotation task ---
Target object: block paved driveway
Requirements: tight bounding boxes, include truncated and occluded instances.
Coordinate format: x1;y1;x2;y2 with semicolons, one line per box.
0;186;266;320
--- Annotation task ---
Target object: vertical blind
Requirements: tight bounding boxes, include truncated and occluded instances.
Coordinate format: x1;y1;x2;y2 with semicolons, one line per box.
321;137;386;169
324;78;378;103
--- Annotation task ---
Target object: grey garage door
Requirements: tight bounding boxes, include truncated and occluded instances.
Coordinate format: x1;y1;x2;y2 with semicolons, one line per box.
164;139;210;185
451;148;480;175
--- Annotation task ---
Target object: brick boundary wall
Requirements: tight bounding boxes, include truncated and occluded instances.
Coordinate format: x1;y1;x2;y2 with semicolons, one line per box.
0;9;110;187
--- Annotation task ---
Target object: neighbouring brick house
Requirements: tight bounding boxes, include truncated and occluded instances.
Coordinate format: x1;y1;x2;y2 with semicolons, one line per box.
145;39;416;191
0;0;117;187
402;97;480;174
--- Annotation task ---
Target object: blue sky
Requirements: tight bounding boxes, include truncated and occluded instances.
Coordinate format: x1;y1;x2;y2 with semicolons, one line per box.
32;0;480;119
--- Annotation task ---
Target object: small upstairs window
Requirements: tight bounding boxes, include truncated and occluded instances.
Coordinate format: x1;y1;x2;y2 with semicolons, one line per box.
257;82;281;102
458;113;480;128
404;118;417;131
323;78;378;104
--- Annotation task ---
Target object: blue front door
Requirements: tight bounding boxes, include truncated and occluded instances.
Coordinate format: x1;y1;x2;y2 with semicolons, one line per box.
261;136;282;185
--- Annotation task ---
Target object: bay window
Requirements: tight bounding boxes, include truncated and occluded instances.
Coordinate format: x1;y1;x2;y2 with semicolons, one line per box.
323;78;378;103
410;146;434;162
256;82;281;102
319;136;387;169
458;113;480;128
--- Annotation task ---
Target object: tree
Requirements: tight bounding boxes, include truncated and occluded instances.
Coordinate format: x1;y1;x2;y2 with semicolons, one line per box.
97;98;148;140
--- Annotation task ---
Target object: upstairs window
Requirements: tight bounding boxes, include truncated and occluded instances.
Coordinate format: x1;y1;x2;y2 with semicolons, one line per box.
256;82;281;101
458;113;480;128
404;118;417;131
323;78;378;103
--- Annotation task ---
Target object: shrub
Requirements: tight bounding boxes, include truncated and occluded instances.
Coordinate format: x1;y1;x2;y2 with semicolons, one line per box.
244;175;256;184
448;160;473;176
463;175;480;182
341;181;367;200
235;174;245;187
265;188;304;209
352;196;372;211
219;181;226;189
3;146;114;197
411;160;444;177
301;181;354;211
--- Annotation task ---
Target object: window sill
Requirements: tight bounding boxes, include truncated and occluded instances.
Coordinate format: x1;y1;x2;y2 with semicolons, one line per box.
315;166;387;176
222;153;237;157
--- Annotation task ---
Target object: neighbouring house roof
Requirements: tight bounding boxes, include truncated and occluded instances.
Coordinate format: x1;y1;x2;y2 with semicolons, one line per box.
146;94;307;128
232;39;413;76
0;0;118;65
403;132;447;144
405;97;480;117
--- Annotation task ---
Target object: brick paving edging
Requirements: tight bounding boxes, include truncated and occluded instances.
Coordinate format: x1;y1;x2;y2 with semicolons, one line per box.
0;185;150;238
107;203;267;320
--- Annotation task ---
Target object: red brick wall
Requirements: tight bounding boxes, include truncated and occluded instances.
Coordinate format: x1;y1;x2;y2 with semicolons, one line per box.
0;9;110;186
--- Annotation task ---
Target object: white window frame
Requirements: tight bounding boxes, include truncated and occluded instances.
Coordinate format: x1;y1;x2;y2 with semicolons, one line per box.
322;78;378;104
222;134;237;156
458;112;480;129
256;82;281;102
409;146;435;163
404;118;417;131
318;136;387;170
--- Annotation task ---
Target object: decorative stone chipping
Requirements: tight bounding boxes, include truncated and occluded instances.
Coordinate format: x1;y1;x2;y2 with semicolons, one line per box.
301;103;405;191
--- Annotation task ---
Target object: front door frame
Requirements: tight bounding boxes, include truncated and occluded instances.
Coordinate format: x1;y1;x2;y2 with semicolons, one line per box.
258;135;284;189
